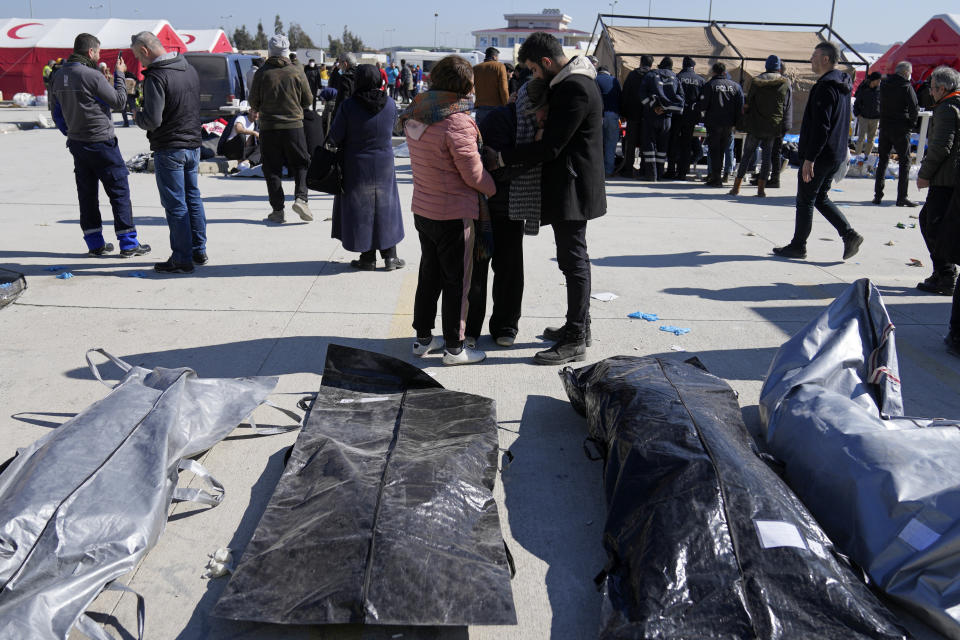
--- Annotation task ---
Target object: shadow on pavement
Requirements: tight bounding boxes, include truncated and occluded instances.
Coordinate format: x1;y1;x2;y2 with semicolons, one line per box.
592;250;839;269
503;394;605;640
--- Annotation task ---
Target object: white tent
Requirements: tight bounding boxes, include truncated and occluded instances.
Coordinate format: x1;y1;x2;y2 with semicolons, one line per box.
0;18;186;95
176;29;233;53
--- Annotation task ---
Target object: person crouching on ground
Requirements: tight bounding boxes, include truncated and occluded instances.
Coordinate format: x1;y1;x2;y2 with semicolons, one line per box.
248;34;314;225
328;64;406;272
401;55;497;366
131;30;207;274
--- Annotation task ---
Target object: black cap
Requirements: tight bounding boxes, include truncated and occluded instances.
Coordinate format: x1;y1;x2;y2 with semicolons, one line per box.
682;56;695;68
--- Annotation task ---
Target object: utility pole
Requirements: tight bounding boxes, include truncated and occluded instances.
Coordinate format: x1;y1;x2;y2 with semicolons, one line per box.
708;0;714;21
434;13;439;50
648;0;652;26
828;0;837;40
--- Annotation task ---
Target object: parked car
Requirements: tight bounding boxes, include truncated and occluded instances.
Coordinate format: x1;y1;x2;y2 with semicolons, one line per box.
183;52;257;121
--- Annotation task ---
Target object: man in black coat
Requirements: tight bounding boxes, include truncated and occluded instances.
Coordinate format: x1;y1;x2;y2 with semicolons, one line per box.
774;42;863;262
853;71;881;159
483;31;606;365
305;59;322;111
668;56;705;180
697;62;743;187
874;61;919;206
618;55;653;177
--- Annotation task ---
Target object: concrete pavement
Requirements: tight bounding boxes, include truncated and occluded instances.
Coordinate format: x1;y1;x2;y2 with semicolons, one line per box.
1;112;958;639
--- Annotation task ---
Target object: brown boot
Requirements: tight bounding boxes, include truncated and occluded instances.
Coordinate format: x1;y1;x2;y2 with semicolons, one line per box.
756;178;767;198
728;176;743;195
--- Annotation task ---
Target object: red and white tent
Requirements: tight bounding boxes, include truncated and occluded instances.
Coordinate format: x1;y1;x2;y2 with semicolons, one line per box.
177;29;233;53
871;14;960;82
0;18;187;97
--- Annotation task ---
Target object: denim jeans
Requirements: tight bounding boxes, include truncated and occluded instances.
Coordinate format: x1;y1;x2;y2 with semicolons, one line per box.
736;134;774;180
154;147;207;265
791;158;854;247
601;111;620;175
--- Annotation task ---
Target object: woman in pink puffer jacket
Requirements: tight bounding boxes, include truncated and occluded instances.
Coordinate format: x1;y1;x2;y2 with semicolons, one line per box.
401;55;496;366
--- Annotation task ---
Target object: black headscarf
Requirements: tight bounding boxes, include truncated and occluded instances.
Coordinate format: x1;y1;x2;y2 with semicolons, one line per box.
352;64;388;115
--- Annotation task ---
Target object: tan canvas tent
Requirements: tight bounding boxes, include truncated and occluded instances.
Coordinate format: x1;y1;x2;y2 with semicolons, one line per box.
592;18;864;133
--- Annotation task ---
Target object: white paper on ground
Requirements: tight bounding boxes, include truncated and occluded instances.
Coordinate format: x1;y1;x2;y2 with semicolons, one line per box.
338;397;391;404
754;520;807;550
898;518;940;551
590;292;618;302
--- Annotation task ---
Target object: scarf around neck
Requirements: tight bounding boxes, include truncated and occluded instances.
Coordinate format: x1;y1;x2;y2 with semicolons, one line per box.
67;52;97;69
398;90;473;128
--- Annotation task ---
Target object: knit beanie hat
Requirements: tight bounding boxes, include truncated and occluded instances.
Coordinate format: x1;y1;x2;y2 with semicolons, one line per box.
682;56;696;69
268;34;290;58
765;54;781;72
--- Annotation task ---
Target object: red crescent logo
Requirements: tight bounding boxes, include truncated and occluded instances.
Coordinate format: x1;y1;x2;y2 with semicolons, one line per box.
183;34;196;44
7;23;42;39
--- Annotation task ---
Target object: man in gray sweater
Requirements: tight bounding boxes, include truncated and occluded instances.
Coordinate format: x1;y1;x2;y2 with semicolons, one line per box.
50;33;149;257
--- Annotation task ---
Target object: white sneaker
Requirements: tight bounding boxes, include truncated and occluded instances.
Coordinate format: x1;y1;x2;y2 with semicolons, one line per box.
495;335;515;347
292;198;314;221
442;346;486;365
464;336;478;349
412;336;444;357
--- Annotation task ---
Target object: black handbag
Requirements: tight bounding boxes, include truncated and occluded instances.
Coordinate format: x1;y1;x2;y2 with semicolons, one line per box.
307;144;342;195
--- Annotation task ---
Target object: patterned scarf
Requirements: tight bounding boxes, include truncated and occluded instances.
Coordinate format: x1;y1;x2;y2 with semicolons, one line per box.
398;90;474;128
508;83;542;235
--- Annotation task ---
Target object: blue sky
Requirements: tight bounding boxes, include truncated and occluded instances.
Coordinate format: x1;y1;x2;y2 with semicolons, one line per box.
11;0;948;51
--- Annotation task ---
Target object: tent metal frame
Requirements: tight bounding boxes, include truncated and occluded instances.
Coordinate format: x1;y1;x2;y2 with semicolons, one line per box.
588;14;869;82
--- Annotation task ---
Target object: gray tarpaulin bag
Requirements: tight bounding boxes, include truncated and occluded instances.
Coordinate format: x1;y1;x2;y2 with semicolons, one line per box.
0;349;285;640
213;344;517;627
759;278;960;638
561;355;907;639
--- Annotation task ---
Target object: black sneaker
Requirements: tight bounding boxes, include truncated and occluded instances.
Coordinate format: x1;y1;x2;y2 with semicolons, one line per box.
917;272;957;296
119;243;151;258
154;259;195;274
192;249;208;265
704;178;724;187
543;324;592;347
767;178;780;189
384;257;406;271
842;232;864;260
533;338;587;365
772;244;807;259
88;242;115;257
872;195;883;205
896;199;918;207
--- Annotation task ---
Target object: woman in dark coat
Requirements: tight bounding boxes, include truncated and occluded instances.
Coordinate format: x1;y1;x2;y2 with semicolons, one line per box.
328;64;405;270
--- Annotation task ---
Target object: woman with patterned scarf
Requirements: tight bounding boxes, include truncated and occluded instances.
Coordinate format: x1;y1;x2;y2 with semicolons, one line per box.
401;55;497;365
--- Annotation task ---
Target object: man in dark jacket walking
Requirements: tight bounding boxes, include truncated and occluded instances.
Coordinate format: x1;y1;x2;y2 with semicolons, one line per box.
619;55;653;177
854;71;881;159
698;62;743;187
774;42;863;261
729;55;789;197
249;34;314;225
915;66;960;296
668;56;705;181
483;32;606;365
638;57;684;181
874;61;919;206
132;31;204;274
50;33;149;257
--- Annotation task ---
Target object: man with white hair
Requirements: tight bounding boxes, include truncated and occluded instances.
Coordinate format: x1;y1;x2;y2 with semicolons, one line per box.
131;30;206;274
873;60;919;207
249;34;314;224
915;65;960;296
